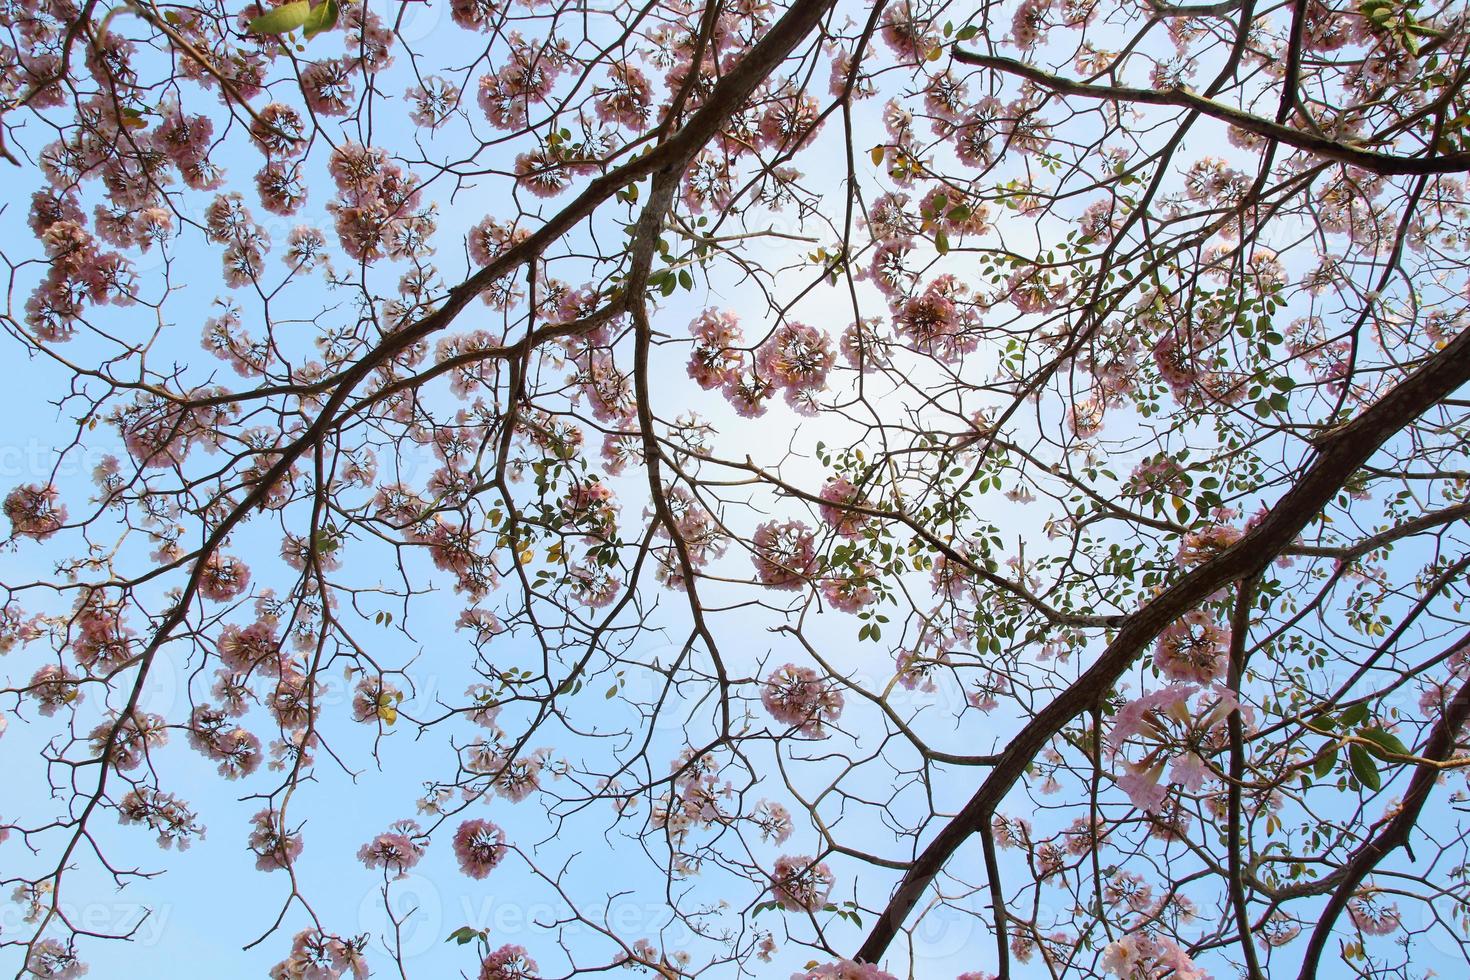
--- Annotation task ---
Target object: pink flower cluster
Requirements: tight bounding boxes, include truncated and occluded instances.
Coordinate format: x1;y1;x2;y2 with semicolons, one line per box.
1152;611;1230;684
357;820;428;879
792;962;897;980
117;787;204;851
4;483;67;540
187;704;263;780
770;854;834;912
268;929;369;980
762;664;843;738
248;808;304;872
652;485;727;590
751;520;818;589
1100;931;1208;979
453;818;508;879
198;552;251;602
478;33;567;130
467;740;552;803
70;595;134;673
479;944;538;980
25;214;135;342
24;939;88;979
686;310;836;417
87;710;167;772
818;478;870;539
894;275;982;362
27;664;80;716
326;143;429;264
1176;522;1244;566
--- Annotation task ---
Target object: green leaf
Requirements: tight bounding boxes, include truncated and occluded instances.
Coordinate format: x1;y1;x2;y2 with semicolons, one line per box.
935;229;950;255
1349;743;1382;791
248;0;312;35
1339;702;1369;727
1358;726;1410;760
303;0;339;39
1313;745;1338;779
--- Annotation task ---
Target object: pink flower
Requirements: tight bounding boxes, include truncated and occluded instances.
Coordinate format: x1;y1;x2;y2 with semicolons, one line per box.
1102;932;1209;979
269;929;369;980
187;706;263;779
793;962;897;980
595;62;652;129
301;58;356;116
1169;752;1211;791
514;149;570;198
249;103;307;158
24;939;88;979
118;787;204;850
218;621;283;676
406;76;460;129
1067;398;1105;439
198;553;251;602
5;484;67;540
1349;895;1402;936
88;710;168;771
570;561;621;608
351;675;403;724
821;563;878;612
1177;523;1243;566
479;944;538;980
357;820;427;878
27;665;80;715
762;664;843;737
451;0;498;30
467;741;551;803
751;520;818;589
1109;684;1198;747
770;854;834;912
687;308;745;389
453;818;507;878
753;800;793;843
682;152;734;212
1152;611;1230;684
1117;760;1168;813
248;808;303;872
818;478;869;538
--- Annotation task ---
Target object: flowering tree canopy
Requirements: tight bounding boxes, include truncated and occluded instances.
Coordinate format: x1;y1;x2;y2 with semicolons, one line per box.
2;0;1470;976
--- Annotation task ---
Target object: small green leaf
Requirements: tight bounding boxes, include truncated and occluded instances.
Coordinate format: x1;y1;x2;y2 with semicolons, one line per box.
1358;726;1410;760
248;0;312;35
1349;743;1382;791
303;0;339;39
1313;746;1338;779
